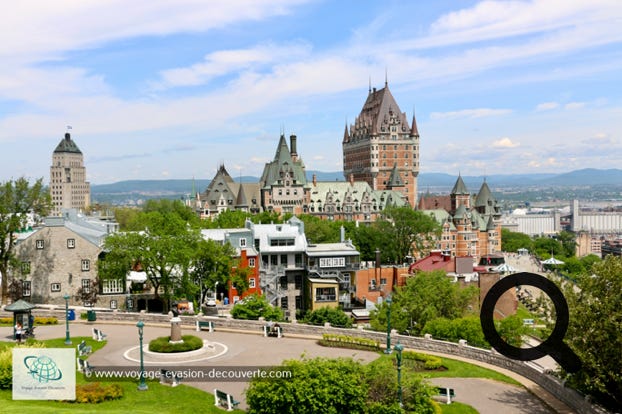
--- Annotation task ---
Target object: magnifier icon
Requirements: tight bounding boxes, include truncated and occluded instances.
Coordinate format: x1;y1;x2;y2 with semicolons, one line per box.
480;272;582;373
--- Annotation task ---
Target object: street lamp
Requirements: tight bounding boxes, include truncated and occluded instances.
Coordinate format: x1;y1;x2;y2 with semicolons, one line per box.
63;294;71;345
384;295;392;354
394;342;404;407
136;320;148;391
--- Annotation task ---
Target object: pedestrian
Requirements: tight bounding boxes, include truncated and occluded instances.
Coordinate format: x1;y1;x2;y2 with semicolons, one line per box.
15;322;23;344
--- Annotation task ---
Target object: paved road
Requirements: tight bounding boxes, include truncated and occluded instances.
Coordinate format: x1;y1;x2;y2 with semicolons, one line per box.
1;321;562;413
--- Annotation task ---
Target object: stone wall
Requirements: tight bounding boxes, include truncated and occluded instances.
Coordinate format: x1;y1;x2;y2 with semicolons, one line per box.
2;308;611;414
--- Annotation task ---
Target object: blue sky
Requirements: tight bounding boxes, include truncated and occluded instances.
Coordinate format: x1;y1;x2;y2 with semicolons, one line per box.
1;0;621;184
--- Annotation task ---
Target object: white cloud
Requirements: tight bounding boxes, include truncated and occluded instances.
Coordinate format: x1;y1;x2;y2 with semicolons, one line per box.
564;102;585;110
492;137;519;148
430;108;512;120
536;102;559;111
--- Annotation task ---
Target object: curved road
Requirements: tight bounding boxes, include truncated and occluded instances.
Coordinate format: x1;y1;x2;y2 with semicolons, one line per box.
2;322;560;413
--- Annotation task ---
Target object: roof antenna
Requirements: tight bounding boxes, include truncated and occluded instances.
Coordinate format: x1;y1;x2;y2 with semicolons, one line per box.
369;76;372;94
385;67;388;87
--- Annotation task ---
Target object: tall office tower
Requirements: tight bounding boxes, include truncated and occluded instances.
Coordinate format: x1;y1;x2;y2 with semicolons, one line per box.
50;131;91;215
342;82;420;207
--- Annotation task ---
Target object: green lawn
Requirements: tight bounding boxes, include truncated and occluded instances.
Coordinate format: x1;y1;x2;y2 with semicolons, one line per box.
0;337;242;413
440;401;479;414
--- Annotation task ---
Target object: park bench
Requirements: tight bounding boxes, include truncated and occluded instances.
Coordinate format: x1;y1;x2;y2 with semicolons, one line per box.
92;327;107;342
196;320;215;332
160;369;182;387
435;386;456;404
214;388;240;411
77;340;92;356
76;358;93;376
263;323;282;338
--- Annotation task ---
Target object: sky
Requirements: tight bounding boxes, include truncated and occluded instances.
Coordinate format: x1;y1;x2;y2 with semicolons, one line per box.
1;0;621;184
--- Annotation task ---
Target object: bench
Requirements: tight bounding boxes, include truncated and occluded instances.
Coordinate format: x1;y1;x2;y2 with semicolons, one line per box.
435;387;456;404
160;369;182;387
263;324;282;338
92;327;107;342
76;358;93;376
196;320;215;332
214;388;240;411
77;340;92;356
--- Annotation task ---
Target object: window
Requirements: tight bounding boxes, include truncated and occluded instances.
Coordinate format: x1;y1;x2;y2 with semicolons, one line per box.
67;238;76;249
36;239;44;249
281;296;288;309
315;287;336;302
249;278;256;288
21;261;31;275
102;279;124;294
240;238;247;247
248;258;256;267
22;281;31;297
51;283;61;292
81;259;90;271
280;254;288;266
82;279;91;293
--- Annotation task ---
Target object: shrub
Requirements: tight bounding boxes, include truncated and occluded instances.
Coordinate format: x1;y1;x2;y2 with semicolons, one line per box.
302;307;353;328
319;334;380;351
0;317;58;325
148;335;203;353
230;294;283;321
401;351;445;371
0;342;47;389
72;382;123;403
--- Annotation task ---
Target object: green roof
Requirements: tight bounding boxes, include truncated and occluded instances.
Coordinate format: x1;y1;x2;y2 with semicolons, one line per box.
54;133;82;154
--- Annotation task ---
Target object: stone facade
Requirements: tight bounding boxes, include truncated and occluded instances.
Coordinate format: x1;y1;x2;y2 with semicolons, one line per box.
50;132;91;216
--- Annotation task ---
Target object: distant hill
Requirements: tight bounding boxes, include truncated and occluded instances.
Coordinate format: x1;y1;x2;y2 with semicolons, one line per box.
91;168;622;204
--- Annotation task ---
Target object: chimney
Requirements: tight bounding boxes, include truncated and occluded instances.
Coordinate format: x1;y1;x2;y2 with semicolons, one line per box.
340;226;345;243
349;173;354;186
312;173;317;186
65;133;71;140
290;134;297;161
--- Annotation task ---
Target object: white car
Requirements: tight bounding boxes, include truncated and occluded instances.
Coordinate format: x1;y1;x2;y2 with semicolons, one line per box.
205;298;217;307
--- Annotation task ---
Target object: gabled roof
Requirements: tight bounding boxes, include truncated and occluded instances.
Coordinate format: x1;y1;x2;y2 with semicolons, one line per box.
352;84;411;137
54;133;82;154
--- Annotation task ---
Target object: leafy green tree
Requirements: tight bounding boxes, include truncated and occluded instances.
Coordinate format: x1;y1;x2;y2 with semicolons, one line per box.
532;236;563;258
422;316;488;348
495;315;529;348
298;214;342;244
371;271;478;335
112;207;141;231
302;306;352;327
100;210;201;312
190;239;235;303
556;231;577;257
230;294;283;321
246;357;369;414
230;264;251;296
374;206;440;264
501;228;533;252
562;255;622;410
350;222;387;261
0;178;51;305
202;210;250;229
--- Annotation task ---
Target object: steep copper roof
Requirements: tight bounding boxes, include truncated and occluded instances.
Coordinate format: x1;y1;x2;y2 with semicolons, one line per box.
387;163;404;188
54;132;82;154
352;84;411;137
259;134;307;189
417;194;452;211
451;174;469;195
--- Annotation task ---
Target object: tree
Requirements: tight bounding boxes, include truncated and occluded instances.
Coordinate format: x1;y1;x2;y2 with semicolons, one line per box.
371;271;478;335
100;209;201;312
501;228;533;252
562;255;622;410
297;214;341;244
0;178;51;305
374;206;440;264
422;316;488;348
191;239;236;304
246;357;369;414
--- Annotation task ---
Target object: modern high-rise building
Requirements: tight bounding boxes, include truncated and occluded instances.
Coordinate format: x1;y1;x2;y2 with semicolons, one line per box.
343;82;420;207
50;132;91;215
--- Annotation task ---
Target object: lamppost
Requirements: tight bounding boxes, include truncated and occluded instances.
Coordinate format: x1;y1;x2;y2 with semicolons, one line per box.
136;320;148;391
63;294;71;345
384;295;392;354
394;342;404;407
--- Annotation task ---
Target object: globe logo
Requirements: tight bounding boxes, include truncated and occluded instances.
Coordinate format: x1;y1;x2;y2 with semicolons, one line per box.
23;355;63;383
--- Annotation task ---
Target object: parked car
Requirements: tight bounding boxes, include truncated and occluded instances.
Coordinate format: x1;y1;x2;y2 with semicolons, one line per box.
205;298;217;307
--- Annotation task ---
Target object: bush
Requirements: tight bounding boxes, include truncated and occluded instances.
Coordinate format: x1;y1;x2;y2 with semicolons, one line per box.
401;351;445;371
422;316;489;348
0;316;58;325
72;382;123;403
0;342;47;390
230;294;283;321
148;335;203;353
302;307;353;328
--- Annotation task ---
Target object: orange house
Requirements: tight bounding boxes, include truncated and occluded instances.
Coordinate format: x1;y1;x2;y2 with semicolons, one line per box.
228;248;261;304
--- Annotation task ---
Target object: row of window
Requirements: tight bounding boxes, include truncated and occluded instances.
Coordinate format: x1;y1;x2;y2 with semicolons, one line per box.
20;279;92;296
35;238;79;250
22;259;90;274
